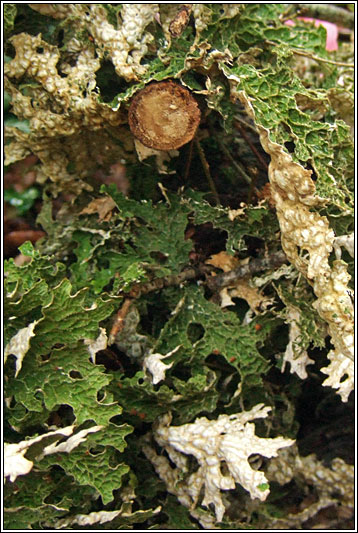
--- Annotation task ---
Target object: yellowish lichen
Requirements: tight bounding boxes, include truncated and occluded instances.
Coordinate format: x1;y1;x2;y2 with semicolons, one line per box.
4;5;161;191
266;445;354;528
4;26;132;191
78;4;159;82
28;4;73;19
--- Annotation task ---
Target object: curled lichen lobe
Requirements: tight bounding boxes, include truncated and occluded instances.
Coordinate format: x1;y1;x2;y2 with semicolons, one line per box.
128;80;201;150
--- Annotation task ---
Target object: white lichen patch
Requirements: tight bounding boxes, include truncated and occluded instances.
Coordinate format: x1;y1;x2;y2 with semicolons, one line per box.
4;425;74;482
84;327;108;364
281;307;314;379
4;425;103;483
333;232;354;260
4;321;38;377
147;404;294;522
143;346;180;385
320;350;353;403
41;425;104;456
51;506;161;529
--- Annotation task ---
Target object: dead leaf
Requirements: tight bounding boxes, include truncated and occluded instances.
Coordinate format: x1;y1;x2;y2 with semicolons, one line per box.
220;279;274;313
206;251;240;272
80;196;116;221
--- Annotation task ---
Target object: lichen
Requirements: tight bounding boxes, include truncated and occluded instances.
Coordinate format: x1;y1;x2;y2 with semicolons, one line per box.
4;5;354;529
145;404;294;522
237;91;354;402
28;4;73;19
143;346;180;385
75;4;157;81
281;306;315;379
4;320;38;378
4;12;134;192
266;445;354;528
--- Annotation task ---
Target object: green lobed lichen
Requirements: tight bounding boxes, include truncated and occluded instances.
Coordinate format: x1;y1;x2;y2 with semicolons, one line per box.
4;4;354;530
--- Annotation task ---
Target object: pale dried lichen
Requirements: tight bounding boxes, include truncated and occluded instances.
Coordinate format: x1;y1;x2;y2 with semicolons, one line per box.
51;506;161;529
235;91;354;401
84;327;108;364
333;232;354;260
28;4;73;19
143;346;180;385
5;4;158;190
144;404;294;522
28;3;159;82
320;349;354;403
192;4;213;37
281;306;314;379
4;425;103;483
79;3;159;82
266;445;354;528
4;321;38;378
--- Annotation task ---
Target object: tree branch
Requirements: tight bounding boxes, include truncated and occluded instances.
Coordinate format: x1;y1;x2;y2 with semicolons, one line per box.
123;251;288;299
206;251;288;291
296;4;354;30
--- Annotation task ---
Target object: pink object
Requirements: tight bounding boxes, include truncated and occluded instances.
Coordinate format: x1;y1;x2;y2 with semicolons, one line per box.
285;18;338;51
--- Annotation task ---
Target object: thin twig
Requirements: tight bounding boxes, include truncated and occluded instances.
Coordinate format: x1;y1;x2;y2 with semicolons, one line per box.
216;135;253;187
127;266;208;298
266;40;354;68
183;137;194;182
234;115;259;135
118;251;288;299
296;3;354;30
108;298;133;345
206;251;288;291
208;119;260;198
246;168;259;205
194;137;220;205
290;48;354;68
234;121;268;171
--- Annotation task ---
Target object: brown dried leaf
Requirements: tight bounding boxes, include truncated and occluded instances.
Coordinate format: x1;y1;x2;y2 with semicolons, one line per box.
206;251;240;272
220;280;274;313
80;196;116;221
